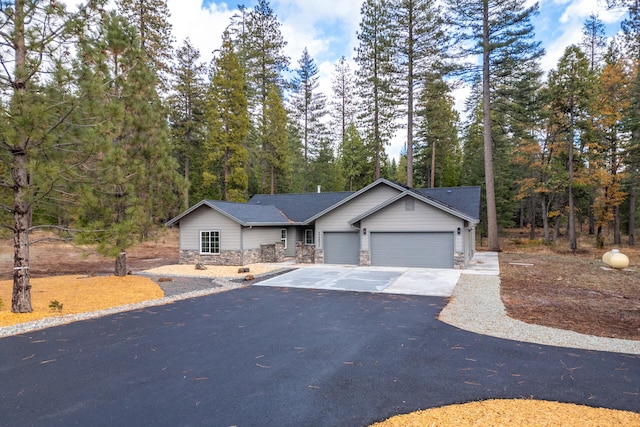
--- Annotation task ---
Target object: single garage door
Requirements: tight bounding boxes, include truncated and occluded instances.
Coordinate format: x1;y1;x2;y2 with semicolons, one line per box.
370;232;454;268
324;232;360;265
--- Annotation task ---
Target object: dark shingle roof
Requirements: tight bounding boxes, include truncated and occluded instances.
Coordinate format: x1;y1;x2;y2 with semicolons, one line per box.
205;200;291;224
414;186;481;221
248;192;352;222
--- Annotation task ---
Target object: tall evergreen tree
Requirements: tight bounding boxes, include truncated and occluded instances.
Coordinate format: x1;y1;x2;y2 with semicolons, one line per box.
116;0;174;91
392;0;446;187
290;48;328;191
445;0;543;251
169;38;207;209
75;11;183;276
355;0;401;180
262;85;290;194
0;0;103;312
240;0;289;193
415;74;461;188
330;56;358;150
204;33;250;202
581;13;607;71
547;46;595;251
340;123;372;191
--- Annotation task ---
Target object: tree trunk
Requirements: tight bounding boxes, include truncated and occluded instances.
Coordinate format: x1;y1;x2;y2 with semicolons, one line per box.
613;205;621;245
270;163;275;195
11;0;32;313
553;216;561;245
568;115;577;252
115;250;127;277
430;140;436;189
407;34;414;188
482;0;500;252
529;195;536;240
629;161;637;247
12;150;32;313
541;197;550;244
184;154;190;210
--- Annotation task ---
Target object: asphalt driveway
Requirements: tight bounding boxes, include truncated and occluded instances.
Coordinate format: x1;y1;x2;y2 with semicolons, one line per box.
1;286;638;426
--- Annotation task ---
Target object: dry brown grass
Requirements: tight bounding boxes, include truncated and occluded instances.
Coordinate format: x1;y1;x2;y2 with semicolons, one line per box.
370;399;640;426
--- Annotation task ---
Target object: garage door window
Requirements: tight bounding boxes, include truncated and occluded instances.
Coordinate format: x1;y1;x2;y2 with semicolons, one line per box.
200;230;220;254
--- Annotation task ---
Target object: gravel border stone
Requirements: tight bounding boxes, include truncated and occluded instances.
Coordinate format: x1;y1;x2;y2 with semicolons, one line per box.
439;273;640;355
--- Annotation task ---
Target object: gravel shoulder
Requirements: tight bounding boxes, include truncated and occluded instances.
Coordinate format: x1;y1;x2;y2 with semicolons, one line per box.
439;273;640;355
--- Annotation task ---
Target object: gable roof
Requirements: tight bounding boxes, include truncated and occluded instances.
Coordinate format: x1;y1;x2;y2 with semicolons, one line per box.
349;190;480;225
248;191;352;223
302;179;408;224
165;199;292;227
166;179;482;227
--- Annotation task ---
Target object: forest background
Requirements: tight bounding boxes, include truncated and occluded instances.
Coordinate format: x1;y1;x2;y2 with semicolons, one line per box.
1;0;639;312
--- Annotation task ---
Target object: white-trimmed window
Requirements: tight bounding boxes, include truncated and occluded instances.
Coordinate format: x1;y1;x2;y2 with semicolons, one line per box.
304;229;314;245
280;228;287;249
200;230;220;254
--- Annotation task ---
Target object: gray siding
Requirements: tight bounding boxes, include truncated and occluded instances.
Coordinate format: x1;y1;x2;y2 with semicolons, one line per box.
315;185;400;248
242;227;282;250
360;198;464;253
178;206;241;251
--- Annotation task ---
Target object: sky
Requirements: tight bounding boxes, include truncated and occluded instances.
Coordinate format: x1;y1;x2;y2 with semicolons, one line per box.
66;0;630;160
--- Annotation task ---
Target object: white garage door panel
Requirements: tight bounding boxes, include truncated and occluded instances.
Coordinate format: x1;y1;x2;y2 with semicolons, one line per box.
370;232;454;268
324;232;360;265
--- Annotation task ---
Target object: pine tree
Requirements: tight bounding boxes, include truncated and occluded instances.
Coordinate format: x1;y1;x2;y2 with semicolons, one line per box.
391;0;447;187
290;48;328;191
340;123;372;191
75;11;183;276
204;33;250;202
445;0;543;251
547;46;595;251
415;73;461;188
581;13;607;71
330;56;358;150
169;38;207;209
356;0;401;180
262;85;290;194
0;0;103;312
240;0;289;193
116;0;174;91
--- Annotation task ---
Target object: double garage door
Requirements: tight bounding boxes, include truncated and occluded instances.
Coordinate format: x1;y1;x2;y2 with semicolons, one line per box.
324;231;454;268
370;232;454;268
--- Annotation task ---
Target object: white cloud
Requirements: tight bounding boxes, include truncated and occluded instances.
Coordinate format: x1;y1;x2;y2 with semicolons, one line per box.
168;0;235;64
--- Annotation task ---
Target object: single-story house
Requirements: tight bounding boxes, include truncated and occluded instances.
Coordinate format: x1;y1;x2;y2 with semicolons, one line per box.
165;178;481;269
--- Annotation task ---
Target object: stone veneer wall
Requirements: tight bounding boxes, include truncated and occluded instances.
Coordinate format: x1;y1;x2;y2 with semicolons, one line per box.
180;248;262;266
454;252;465;269
261;242;284;263
359;250;371;266
296;242;316;264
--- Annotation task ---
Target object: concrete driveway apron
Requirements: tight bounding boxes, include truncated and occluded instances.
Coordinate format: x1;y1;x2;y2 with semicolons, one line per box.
256;265;462;296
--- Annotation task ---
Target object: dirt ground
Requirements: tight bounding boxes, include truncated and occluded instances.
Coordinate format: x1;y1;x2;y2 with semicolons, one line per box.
496;231;639;341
